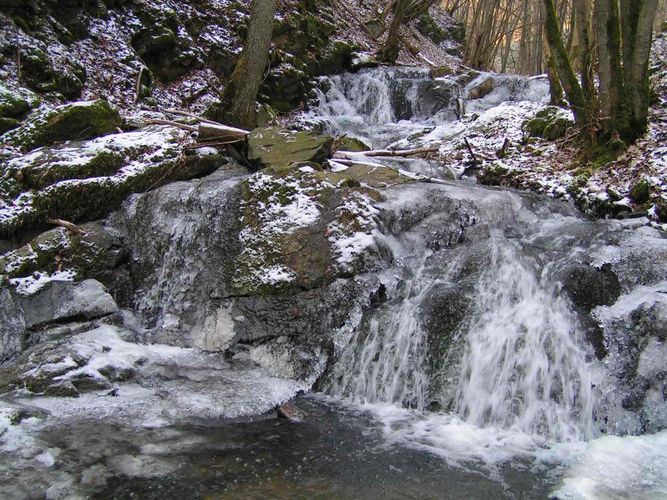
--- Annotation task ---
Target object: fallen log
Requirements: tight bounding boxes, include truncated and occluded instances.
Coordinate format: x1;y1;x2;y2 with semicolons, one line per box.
197;122;249;142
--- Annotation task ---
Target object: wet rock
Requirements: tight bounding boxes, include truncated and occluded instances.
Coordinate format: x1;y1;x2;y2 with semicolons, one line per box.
337;137;371;152
350;52;380;71
247;127;334;170
1;100;121;151
18;279;118;329
0;287;25;363
43;380;80;397
277;401;305;422
594;285;667;433
0;223;128;291
464;75;494;100
561;265;622;311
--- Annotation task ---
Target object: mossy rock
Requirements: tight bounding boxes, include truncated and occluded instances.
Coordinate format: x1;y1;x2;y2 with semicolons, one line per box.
337;136;370;152
18;46;86;99
315;163;414;189
478;164;511;186
630;179;651;204
416;13;447;44
1;100;122;151
247;127;334;170
0;127;221;238
0;84;40;119
131;25;200;82
0;118;21;135
524;106;573;140
0;222;126;283
430;66;453;78
232;163;407;295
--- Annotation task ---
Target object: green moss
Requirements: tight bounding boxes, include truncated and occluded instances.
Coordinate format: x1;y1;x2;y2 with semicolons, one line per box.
630;179;651;204
0;117;21;134
0;84;39;119
1;100;122;151
524;107;573;140
337;136;370;152
19;151;124;190
416;13;447;44
247;127;334;170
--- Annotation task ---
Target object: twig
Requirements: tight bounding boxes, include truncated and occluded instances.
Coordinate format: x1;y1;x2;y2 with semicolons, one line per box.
464;138;480;164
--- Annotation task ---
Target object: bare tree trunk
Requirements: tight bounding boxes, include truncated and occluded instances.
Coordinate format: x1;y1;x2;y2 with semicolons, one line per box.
541;0;590;133
217;0;276;129
379;0;409;63
595;0;626;137
621;0;659;138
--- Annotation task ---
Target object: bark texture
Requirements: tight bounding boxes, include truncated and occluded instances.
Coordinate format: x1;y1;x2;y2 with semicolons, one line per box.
219;0;277;129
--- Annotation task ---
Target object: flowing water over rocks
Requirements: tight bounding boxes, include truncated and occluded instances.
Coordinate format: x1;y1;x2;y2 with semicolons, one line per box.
1;67;666;499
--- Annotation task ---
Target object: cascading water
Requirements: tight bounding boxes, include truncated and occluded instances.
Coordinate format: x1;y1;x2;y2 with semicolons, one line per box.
324;230;597;444
453;237;595;442
324;252;432;410
316;66;596;448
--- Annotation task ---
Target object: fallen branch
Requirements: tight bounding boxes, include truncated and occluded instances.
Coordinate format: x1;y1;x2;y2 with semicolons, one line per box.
336;146;439;158
164;108;221;126
47;218;86;236
145;119;197;132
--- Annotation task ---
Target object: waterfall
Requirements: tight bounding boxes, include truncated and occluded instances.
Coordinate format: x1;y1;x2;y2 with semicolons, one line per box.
325;231;596;444
454;239;595;442
323;254;432;410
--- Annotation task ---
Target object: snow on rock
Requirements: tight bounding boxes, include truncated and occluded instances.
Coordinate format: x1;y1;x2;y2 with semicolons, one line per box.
9;270;76;295
328;190;380;272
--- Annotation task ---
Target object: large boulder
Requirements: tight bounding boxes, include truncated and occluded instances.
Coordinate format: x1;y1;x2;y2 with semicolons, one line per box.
524;106;573;141
247;127;334;170
1;100;121;151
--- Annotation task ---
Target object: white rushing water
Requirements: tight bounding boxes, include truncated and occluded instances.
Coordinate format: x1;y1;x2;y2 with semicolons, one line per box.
313;67;666;498
454;238;595;443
